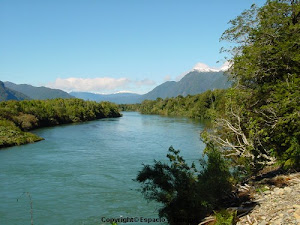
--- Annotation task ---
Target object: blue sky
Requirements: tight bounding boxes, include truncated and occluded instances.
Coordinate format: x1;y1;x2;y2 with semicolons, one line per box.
0;0;265;94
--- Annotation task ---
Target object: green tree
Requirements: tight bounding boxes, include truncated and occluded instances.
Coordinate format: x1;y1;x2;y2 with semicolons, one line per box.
0;98;122;148
209;0;300;173
136;146;233;225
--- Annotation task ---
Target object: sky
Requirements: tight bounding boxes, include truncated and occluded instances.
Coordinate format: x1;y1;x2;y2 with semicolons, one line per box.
0;0;265;94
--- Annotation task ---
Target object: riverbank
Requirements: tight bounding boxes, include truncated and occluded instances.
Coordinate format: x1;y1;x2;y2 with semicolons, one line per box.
237;172;300;225
0;99;121;149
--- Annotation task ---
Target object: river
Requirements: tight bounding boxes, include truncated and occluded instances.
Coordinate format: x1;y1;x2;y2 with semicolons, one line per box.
0;112;206;225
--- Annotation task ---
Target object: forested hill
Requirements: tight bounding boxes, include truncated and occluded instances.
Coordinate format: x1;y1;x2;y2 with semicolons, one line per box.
0;81;30;101
142;71;231;100
0;99;121;148
4;81;74;100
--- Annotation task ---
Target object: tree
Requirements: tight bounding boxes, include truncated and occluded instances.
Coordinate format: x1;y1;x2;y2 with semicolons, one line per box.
210;0;300;172
136;146;233;225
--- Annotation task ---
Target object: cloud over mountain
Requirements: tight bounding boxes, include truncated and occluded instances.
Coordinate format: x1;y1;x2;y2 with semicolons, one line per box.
46;77;155;93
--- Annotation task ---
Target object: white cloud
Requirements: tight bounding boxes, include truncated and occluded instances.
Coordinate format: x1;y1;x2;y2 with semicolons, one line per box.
46;77;156;93
47;77;130;92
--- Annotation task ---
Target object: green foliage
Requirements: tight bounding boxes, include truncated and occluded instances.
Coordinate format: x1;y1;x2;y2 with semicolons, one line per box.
222;0;300;87
122;89;227;120
0;98;121;148
214;210;237;225
136;146;233;225
0;119;43;147
207;0;300;174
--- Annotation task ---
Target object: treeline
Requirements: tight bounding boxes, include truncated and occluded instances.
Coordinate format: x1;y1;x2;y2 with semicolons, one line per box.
120;89;227;120
136;1;300;224
0;98;121;148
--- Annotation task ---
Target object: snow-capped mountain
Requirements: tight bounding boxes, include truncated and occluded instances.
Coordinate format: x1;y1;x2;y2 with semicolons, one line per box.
70;62;232;103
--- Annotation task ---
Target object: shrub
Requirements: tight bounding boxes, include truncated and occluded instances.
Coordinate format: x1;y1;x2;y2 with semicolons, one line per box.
136;145;233;225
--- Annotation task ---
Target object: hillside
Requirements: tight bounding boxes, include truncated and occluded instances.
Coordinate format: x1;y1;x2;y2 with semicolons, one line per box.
0;81;30;101
142;71;231;100
4;81;74;100
141;81;177;100
70;92;142;104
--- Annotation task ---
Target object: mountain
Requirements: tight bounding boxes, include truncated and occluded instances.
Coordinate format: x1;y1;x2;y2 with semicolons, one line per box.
140;81;177;100
4;82;74;100
0;81;30;101
141;71;231;100
70;70;231;103
71;71;230;103
70;92;142;104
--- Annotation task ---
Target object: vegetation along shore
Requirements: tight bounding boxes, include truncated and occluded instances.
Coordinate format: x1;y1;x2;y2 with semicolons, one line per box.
133;1;300;224
0;98;121;148
0;0;298;224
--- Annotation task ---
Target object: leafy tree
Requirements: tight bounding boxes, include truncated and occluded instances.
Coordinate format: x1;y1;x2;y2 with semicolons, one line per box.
0;98;122;148
208;0;300;173
136;146;233;225
122;89;227;120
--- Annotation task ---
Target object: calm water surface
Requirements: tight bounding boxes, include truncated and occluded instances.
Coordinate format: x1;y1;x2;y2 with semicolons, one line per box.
0;112;205;225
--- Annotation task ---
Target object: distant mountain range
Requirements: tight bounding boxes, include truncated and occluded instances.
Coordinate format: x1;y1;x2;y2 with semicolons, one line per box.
70;92;142;104
1;63;232;103
70;70;231;103
0;81;30;101
4;81;74;100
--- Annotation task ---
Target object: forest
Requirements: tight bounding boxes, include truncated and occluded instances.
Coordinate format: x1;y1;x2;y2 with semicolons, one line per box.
135;1;300;224
120;89;226;120
0;98;121;148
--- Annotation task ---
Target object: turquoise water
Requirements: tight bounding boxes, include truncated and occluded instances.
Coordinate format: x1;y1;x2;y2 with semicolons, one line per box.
0;112;205;225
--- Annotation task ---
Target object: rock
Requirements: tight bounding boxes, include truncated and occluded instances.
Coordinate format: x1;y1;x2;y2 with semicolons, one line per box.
287;209;294;213
283;186;292;193
237;172;300;225
274;188;284;195
272;219;281;225
259;220;267;225
294;211;300;223
293;204;300;209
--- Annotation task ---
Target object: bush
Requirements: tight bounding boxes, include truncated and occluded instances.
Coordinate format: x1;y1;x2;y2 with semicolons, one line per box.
136;145;233;225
